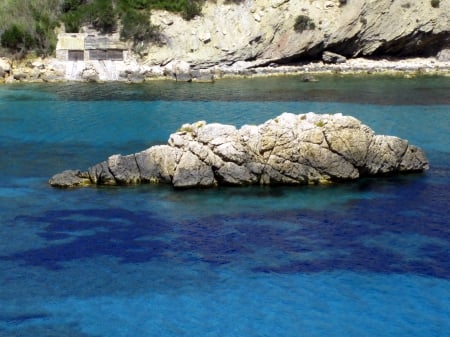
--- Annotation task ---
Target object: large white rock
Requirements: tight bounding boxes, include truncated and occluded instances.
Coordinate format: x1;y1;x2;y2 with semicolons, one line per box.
50;112;429;188
0;58;11;73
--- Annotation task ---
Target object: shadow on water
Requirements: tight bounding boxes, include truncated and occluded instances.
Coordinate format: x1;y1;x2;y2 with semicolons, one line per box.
8;208;173;270
3;171;449;279
1;75;449;105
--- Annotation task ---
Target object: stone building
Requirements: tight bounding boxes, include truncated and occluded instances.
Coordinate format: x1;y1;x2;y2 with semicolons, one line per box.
56;33;128;62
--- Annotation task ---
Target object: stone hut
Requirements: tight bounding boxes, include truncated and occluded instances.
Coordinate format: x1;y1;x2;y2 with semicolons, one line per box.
56;33;128;62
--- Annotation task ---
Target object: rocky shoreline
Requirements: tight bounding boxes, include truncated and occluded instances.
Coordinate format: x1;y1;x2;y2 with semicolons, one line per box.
1;0;449;83
1;55;450;84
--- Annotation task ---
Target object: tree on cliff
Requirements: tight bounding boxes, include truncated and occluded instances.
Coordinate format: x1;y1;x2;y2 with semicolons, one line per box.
0;0;204;58
0;0;61;57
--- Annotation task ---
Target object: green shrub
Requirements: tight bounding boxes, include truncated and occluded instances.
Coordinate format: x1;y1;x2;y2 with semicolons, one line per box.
78;0;117;33
143;0;204;20
61;0;205;35
61;0;87;13
294;15;316;32
120;9;159;43
61;0;117;33
119;0;151;10
182;0;202;20
430;0;440;8
315;120;325;127
62;11;83;33
1;25;36;52
0;0;61;57
0;0;208;57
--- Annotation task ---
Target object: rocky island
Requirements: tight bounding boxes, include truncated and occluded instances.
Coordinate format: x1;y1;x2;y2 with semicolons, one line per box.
49;112;429;188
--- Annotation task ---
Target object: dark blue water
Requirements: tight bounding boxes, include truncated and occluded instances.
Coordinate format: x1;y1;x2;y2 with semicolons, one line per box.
1;76;449;337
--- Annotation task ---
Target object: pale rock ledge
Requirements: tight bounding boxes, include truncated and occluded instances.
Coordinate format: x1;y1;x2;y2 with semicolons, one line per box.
49;113;429;188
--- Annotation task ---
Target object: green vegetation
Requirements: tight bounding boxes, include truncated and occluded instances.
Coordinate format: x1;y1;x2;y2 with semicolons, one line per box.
315;120;325;127
144;0;203;20
0;0;204;58
0;0;61;58
294;15;316;32
430;0;440;8
1;25;35;52
61;0;203;32
177;125;195;134
61;0;118;33
120;8;159;44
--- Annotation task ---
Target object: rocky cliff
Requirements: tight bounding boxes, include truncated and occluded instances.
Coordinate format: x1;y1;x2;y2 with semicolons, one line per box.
2;0;449;83
146;0;449;69
49;112;429;188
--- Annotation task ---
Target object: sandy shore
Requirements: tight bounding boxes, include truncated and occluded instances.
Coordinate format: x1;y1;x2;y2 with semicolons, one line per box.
1;56;450;84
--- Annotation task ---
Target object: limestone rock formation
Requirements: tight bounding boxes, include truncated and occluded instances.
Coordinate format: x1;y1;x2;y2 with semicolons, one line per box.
1;58;66;83
322;51;347;64
145;0;449;69
437;49;450;62
0;58;11;82
2;0;449;82
49;112;429;188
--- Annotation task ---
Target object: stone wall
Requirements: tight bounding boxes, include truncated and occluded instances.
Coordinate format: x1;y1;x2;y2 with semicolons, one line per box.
56;33;127;62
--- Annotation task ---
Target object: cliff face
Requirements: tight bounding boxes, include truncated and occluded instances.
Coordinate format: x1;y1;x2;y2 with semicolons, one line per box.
145;0;449;68
2;0;448;83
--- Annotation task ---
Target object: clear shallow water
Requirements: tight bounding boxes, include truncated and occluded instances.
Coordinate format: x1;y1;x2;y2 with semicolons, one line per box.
0;76;449;337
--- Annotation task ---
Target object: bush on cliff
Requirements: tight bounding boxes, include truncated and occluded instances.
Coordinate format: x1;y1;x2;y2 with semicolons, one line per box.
1;25;35;53
430;0;440;8
120;9;160;43
62;0;117;33
89;0;117;33
0;0;203;57
294;15;316;32
181;1;203;20
61;0;88;12
0;0;60;57
122;0;204;20
62;0;202;37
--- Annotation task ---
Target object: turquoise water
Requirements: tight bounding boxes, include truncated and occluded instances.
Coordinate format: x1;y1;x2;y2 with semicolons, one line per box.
0;76;449;337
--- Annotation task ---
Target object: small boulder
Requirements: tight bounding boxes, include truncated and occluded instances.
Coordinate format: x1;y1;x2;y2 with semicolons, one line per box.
81;66;99;82
436;49;450;62
0;58;11;73
48;170;91;188
191;70;214;83
175;73;192;82
322;51;347;64
0;58;11;81
164;60;191;80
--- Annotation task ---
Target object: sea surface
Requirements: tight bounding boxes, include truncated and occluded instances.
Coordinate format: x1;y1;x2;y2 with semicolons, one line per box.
0;75;449;337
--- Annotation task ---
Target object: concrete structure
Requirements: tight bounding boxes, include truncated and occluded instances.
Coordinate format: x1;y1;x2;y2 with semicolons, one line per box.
56;33;128;62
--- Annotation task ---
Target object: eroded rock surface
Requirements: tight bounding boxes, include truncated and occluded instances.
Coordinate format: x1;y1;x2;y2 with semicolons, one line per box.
49;113;429;188
146;0;449;69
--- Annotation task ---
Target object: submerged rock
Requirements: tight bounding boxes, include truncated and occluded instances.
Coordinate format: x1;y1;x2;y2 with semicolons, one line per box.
49;113;429;188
